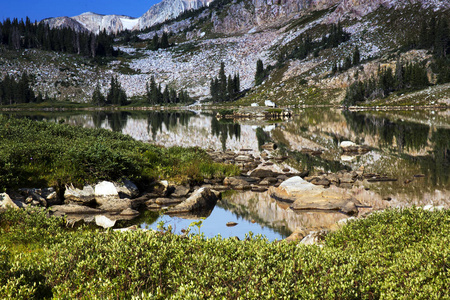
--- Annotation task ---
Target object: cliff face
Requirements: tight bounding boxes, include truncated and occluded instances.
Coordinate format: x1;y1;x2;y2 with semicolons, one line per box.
138;0;213;30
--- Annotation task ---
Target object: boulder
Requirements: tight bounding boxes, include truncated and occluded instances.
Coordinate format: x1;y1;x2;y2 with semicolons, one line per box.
167;188;220;214
99;199;133;212
171;185;190;198
0;193;20;209
249;169;280;178
269;176;359;215
115;180;139;199
223;177;250;187
95;181;120;206
64;184;95;205
270;176;323;203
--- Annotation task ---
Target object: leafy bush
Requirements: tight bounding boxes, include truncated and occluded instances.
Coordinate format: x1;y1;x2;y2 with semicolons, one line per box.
0;207;449;299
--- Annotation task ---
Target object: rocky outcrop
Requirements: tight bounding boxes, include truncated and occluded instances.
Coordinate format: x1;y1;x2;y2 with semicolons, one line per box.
139;0;213;30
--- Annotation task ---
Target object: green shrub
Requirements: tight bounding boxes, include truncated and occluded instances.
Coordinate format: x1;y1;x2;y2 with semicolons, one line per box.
0;116;240;188
0;207;449;299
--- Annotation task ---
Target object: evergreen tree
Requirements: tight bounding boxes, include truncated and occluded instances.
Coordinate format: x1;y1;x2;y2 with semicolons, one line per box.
160;32;170;49
219;62;227;101
92;83;105;106
255;59;265;86
352;47;361;65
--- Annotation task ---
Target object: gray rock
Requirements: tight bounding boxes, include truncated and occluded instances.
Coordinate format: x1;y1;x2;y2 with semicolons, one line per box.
155;198;184;206
64;184;95;205
115;179;139;199
223;177;249;187
50;204;103;216
99;199;133;212
171;185;190;198
249;169;280;178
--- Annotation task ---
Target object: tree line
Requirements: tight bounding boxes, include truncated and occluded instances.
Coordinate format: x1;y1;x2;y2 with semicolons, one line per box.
0;17;117;58
146;76;192;105
147;32;172;51
92;76;128;106
210;62;240;102
0;72;39;105
343;61;429;106
278;22;350;64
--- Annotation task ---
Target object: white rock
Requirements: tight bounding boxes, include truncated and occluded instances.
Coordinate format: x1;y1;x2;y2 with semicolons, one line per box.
340;141;357;148
95;181;120;206
0;193;19;209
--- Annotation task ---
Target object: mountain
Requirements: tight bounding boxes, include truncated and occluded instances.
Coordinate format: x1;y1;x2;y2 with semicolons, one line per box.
43;0;214;34
4;0;450;107
43;12;139;34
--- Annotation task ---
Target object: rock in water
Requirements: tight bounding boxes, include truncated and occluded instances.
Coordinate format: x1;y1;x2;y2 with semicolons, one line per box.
269;176;359;215
167;188;220;214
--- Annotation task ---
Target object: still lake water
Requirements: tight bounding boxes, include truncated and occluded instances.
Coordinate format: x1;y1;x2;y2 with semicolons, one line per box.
3;108;449;240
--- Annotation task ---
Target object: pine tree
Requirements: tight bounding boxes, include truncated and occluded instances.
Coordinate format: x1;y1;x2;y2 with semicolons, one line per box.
255;59;265;86
92;83;105;106
219;62;227;102
160;32;169;49
352;47;361;65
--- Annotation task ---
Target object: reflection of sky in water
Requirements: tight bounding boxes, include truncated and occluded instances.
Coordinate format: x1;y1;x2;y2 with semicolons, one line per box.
141;206;286;241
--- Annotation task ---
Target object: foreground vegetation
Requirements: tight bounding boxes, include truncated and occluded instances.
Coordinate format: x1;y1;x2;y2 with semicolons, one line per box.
0;207;449;299
0;115;239;190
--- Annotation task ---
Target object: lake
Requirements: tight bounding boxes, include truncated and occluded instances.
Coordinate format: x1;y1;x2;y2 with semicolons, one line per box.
3;107;449;240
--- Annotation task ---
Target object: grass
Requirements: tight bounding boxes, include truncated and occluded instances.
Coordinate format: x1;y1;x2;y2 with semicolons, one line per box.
0;206;449;299
0;115;240;191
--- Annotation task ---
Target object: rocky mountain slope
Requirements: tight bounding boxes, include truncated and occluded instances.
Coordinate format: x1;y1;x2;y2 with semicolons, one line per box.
3;0;450;105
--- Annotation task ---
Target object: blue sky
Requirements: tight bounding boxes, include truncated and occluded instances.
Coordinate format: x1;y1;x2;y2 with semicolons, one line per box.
1;0;160;22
